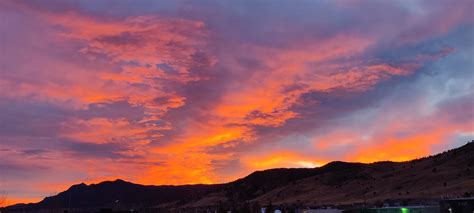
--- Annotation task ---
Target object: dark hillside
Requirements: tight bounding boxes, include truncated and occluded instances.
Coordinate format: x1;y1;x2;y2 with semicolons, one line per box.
5;141;473;211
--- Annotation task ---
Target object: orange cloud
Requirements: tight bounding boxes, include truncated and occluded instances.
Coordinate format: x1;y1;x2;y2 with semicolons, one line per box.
1;0;472;205
242;151;326;170
214;36;373;127
349;117;473;163
59;117;169;145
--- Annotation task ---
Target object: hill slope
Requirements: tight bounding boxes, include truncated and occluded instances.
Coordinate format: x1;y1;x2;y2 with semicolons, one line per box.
5;141;474;211
253;143;474;206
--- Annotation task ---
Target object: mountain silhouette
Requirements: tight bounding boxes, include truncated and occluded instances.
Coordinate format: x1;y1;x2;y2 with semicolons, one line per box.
4;141;474;211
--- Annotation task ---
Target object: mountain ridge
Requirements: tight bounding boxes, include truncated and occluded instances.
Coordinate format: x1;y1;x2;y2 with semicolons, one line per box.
4;141;474;211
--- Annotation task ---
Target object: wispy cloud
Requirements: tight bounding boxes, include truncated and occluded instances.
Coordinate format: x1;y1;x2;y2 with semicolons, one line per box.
0;0;472;203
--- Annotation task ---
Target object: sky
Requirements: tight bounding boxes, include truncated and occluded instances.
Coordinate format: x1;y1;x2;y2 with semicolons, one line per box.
0;0;473;204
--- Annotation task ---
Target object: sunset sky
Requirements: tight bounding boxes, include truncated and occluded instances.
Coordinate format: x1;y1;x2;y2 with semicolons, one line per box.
0;0;473;204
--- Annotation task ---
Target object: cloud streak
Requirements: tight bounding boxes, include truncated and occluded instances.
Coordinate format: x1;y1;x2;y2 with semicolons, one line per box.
0;0;473;203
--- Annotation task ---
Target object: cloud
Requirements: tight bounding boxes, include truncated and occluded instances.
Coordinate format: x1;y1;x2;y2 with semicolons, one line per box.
0;161;49;179
0;0;473;203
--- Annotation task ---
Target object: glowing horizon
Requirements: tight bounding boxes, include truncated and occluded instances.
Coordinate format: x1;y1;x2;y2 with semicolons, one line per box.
0;0;473;204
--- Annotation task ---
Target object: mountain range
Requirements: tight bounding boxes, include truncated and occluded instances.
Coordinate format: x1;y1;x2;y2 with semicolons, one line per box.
4;141;474;212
